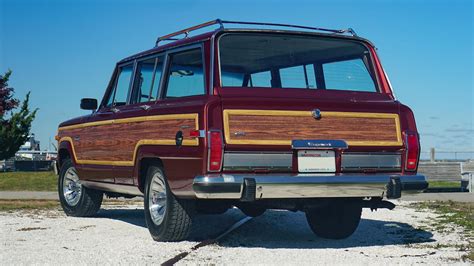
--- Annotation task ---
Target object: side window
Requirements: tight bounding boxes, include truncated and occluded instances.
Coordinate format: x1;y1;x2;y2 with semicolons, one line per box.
221;72;244;87
280;65;317;89
323;58;376;92
131;56;164;104
164;48;205;98
250;71;271;87
106;64;134;107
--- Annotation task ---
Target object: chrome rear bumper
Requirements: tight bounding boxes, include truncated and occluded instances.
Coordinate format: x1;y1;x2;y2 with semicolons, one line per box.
193;173;427;200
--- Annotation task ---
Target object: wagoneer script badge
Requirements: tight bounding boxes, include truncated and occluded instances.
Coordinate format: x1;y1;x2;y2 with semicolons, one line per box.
312;109;322;120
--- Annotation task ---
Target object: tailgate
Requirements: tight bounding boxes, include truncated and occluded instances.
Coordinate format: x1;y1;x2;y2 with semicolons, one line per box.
218;97;404;173
223;109;402;147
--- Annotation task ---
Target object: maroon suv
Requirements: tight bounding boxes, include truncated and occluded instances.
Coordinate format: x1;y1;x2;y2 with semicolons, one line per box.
56;20;427;241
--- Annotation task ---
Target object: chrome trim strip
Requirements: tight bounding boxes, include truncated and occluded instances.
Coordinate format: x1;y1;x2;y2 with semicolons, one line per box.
81;180;143;196
341;153;402;170
209;32;215;94
193;174;426;199
223;152;292;169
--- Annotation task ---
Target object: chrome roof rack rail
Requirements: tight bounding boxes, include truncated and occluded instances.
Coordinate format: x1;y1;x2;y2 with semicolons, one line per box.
155;19;357;46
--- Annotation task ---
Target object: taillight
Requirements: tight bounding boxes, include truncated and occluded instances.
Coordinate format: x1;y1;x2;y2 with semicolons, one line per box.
208;131;223;172
405;131;420;171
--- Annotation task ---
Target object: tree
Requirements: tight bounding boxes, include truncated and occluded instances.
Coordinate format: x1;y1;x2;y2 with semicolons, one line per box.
0;70;37;160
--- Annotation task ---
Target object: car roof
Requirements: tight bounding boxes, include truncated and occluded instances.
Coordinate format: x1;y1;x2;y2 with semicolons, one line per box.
118;20;375;64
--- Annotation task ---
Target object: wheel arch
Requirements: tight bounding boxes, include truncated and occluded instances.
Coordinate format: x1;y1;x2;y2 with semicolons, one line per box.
57;140;75;169
136;157;164;193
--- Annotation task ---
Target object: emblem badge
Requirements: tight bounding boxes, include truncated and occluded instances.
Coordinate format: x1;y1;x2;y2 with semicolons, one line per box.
312;109;322;120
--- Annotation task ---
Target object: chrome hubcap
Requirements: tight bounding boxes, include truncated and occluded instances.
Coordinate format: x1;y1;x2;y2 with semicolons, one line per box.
63;167;82;206
148;171;167;226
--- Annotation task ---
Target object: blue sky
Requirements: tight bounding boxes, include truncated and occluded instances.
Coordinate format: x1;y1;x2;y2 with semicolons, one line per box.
1;0;473;158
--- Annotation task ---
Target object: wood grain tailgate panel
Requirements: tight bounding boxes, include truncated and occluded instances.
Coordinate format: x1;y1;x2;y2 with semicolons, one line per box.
224;110;402;146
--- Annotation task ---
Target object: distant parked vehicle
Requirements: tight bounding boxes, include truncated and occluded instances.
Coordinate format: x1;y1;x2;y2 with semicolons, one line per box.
55;20;427;241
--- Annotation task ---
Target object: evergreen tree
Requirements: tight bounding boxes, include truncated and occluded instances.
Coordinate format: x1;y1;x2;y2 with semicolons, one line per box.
0;70;37;160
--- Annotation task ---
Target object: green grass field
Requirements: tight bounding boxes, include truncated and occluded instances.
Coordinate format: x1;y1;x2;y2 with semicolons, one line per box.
428;181;461;188
0;171;57;191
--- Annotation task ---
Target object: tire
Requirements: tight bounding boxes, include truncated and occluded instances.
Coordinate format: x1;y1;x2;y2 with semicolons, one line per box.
144;165;193;242
305;201;362;239
238;204;266;217
58;159;103;217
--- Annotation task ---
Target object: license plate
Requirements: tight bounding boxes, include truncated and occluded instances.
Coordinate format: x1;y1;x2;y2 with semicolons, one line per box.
297;150;336;173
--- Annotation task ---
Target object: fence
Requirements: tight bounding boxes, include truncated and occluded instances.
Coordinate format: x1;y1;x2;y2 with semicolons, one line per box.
420;148;473;162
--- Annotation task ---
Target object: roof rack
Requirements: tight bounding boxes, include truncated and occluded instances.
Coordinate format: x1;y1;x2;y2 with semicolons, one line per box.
155;19;357;46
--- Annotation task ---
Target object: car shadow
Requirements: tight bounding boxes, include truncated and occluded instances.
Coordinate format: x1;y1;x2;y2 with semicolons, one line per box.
218;210;435;249
95;207;248;241
94;208;435;248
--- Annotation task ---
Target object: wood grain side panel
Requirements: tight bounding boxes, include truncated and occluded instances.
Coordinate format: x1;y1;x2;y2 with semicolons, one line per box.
224;110;402;146
58;114;199;165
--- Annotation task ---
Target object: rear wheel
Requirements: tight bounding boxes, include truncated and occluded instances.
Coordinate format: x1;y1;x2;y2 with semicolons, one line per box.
144;165;193;241
58;159;103;217
305;201;362;239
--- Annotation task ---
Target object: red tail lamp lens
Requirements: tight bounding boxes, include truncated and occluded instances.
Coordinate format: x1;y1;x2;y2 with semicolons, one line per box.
190;130;200;138
208;131;223;171
405;132;420;171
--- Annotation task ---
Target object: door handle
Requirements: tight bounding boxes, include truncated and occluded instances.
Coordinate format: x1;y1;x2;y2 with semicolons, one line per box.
111;107;120;113
139;105;151;111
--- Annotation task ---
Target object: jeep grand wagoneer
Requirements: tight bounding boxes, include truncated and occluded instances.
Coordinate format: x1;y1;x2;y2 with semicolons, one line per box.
56;20;427;241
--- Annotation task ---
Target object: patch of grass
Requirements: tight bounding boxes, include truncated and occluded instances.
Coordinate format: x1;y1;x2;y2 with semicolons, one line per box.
411;201;474;262
428;181;461;188
0;171;57;191
0;200;59;211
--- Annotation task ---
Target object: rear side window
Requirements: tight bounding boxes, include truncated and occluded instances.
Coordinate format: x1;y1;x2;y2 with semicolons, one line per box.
131;55;164;104
280;65;317;89
323;59;376;92
163;48;205;98
106;64;134;107
250;71;271;87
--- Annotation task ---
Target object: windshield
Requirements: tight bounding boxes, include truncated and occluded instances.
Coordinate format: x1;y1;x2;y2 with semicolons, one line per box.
219;33;378;92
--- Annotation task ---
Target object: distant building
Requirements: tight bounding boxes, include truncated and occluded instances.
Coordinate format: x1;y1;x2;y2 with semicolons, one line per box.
19;134;40;151
0;133;57;171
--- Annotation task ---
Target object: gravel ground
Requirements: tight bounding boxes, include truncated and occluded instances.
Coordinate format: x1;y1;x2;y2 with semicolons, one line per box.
1;201;471;265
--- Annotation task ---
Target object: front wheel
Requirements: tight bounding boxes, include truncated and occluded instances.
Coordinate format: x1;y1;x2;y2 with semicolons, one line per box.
305;201;362;239
144;165;193;242
58;159;103;217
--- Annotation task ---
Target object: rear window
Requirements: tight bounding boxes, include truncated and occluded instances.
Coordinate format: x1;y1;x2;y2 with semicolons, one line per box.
219;33;378;92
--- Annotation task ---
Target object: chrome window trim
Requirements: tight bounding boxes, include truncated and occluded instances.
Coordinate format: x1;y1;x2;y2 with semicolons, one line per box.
158;43;207;100
132;53;166;103
118;37;211;64
104;61;136;108
209;33;216;95
125;59;138;105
